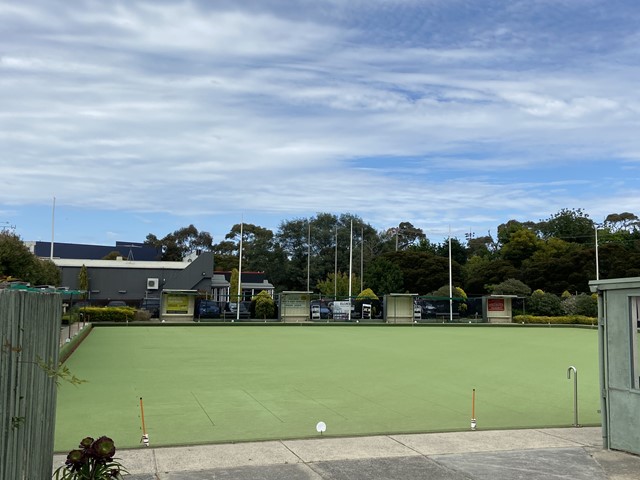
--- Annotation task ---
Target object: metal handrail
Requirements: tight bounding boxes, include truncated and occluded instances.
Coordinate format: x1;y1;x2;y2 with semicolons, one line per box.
567;366;579;426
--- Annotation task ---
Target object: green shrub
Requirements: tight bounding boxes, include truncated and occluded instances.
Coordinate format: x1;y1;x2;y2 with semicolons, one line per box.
78;306;137;322
514;314;596;325
253;290;276;319
561;293;597;317
527;291;562;316
575;293;597;317
61;312;78;325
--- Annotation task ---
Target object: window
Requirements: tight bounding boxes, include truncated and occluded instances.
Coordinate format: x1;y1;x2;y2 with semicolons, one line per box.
630;297;640;389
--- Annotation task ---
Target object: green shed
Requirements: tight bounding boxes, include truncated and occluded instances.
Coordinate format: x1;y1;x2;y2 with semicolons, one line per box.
590;277;640;455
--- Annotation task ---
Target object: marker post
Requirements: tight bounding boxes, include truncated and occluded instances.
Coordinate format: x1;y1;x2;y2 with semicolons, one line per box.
140;397;149;446
470;389;477;431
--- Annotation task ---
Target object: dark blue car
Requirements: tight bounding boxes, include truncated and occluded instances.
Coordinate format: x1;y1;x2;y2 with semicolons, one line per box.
196;300;221;320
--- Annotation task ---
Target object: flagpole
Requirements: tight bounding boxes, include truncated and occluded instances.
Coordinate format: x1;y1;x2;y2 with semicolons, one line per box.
449;225;453;323
307;220;311;292
595;224;600;281
50;196;56;260
334;225;338;300
348;220;353;321
236;218;243;322
360;225;364;292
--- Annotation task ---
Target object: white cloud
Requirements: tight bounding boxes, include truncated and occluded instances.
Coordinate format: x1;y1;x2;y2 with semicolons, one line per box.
2;1;640;243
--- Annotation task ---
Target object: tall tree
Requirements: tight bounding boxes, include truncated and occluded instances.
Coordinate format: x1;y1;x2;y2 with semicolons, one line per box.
487;278;532;296
466;234;497;258
276;213;378;292
78;264;89;298
603;212;640;233
500;229;541;268
31;258;61;286
0;232;60;286
497;219;537;246
433;237;468;265
229;268;240;303
0;231;36;281
382;251;461;295
537;208;594;244
521;238;593;293
382;221;426;252
223;223;275;271
145;224;213;261
316;271;360;298
463;257;519;295
363;257;404;295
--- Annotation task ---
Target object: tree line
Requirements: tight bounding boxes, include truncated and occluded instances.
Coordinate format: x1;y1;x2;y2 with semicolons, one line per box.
2;209;636;299
143;209;640;298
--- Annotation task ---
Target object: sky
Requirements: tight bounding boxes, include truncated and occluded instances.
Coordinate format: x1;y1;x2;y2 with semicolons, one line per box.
2;0;640;247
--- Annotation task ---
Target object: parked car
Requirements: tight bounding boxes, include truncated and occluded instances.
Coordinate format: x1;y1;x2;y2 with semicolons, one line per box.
196;300;221;320
310;301;332;319
106;300;127;308
140;297;160;318
416;300;437;318
226;302;250;319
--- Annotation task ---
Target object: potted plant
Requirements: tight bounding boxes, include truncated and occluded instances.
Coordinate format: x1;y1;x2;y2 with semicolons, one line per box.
53;436;127;479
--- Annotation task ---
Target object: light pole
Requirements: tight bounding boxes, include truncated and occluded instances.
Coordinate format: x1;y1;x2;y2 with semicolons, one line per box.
360;225;364;293
334;225;338;300
307;219;311;292
595;223;600;281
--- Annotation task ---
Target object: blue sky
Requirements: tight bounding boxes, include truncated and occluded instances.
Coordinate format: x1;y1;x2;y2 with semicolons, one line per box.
2;0;640;246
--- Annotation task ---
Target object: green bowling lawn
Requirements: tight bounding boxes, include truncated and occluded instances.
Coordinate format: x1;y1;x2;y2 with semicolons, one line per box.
54;325;600;451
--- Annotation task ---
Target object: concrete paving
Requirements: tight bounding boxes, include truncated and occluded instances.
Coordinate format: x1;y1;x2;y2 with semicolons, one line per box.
53;427;640;479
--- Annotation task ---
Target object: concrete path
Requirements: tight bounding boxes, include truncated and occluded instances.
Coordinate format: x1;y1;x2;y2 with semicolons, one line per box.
53;427;640;479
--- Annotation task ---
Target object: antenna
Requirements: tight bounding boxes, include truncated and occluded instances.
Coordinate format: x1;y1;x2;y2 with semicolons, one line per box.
120;243;142;261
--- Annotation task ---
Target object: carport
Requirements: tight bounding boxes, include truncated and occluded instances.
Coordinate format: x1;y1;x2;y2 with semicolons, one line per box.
279;291;312;323
384;293;418;324
160;289;198;322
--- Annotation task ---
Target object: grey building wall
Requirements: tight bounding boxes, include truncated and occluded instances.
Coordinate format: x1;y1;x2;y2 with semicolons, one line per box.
57;252;214;305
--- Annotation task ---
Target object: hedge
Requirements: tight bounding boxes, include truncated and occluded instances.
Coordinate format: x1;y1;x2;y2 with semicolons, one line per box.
76;306;137;322
514;314;597;325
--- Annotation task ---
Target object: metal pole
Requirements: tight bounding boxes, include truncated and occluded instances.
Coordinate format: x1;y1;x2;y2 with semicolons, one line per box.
50;196;55;260
348;220;353;321
307;220;311;292
449;226;453;323
567;366;579;426
595;224;600;281
360;225;364;293
334;225;337;300
236;219;243;322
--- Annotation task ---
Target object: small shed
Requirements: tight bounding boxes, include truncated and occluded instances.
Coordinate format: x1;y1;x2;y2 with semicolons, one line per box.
279;291;312;323
160;289;198;322
590;277;640;455
482;295;516;323
384;294;418;324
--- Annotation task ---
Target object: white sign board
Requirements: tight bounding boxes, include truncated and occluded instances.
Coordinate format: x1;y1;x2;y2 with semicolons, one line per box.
332;301;351;320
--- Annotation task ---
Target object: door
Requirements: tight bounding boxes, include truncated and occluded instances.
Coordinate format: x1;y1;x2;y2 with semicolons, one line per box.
602;289;640;455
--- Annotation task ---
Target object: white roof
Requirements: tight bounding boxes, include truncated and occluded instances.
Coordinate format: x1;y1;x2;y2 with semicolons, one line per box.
52;258;189;270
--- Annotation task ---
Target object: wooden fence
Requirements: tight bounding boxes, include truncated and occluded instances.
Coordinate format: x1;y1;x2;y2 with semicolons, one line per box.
0;289;62;480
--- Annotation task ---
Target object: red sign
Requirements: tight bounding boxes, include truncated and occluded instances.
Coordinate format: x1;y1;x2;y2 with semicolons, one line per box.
488;298;505;312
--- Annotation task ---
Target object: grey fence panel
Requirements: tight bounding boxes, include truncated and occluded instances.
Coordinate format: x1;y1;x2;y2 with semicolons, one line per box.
0;290;62;480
